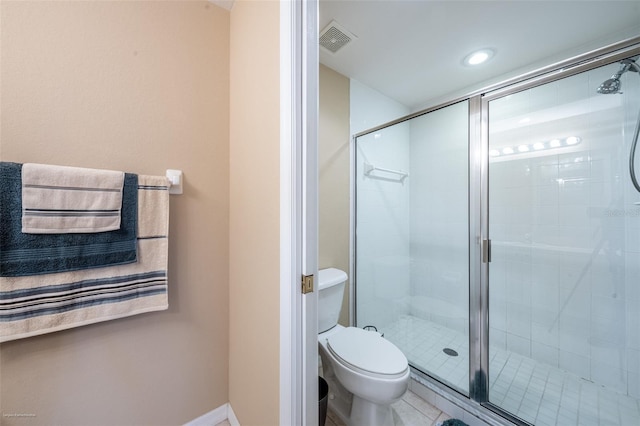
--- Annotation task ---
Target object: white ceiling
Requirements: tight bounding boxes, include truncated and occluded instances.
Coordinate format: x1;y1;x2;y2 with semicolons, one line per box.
319;0;640;110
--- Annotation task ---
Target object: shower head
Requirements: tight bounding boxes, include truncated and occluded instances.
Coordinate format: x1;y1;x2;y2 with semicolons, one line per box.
597;76;622;94
597;58;639;94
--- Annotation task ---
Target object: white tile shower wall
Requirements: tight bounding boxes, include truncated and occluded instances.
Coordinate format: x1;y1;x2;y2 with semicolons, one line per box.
356;126;411;329
350;79;409;135
408;101;469;337
488;64;640;398
351;80;411;330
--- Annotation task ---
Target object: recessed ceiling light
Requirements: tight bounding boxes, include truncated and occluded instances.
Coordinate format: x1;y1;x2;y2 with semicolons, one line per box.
463;48;495;66
566;136;580;145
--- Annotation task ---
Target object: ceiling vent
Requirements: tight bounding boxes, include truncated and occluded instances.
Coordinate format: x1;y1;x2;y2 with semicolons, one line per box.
319;20;357;54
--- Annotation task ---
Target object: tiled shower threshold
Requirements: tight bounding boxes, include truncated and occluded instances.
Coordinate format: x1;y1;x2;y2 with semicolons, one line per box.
383;315;640;426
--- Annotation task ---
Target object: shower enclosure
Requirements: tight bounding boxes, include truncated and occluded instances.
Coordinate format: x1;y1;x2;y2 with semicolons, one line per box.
354;40;640;425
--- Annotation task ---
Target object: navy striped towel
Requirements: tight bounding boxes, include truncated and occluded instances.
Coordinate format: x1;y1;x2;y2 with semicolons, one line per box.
22;163;125;234
0;162;138;277
0;175;169;342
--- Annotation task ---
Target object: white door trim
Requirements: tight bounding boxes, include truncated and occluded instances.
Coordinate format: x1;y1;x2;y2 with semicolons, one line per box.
301;0;319;424
279;0;299;423
279;0;318;425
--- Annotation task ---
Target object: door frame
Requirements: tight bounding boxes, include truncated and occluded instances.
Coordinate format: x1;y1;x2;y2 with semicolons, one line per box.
280;0;318;425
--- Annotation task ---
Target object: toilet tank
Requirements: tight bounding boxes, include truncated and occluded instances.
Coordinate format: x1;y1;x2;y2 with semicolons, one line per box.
318;268;348;333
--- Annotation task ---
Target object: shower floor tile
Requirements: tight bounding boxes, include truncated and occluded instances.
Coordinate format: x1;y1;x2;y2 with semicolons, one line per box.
382;315;640;426
384;316;470;393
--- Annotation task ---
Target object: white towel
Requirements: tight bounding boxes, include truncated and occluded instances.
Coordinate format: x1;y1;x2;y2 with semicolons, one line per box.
0;175;170;342
22;163;124;234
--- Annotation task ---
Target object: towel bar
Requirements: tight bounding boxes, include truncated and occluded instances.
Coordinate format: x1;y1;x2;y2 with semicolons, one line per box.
166;169;183;195
363;162;408;182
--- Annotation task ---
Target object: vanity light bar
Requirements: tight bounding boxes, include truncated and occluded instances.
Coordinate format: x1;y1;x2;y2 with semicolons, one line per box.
490;136;581;157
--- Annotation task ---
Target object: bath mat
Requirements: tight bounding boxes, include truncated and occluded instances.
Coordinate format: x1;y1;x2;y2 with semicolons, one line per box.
438;419;469;426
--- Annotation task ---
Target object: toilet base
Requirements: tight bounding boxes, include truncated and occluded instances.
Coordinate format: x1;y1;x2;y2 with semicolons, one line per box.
328;396;402;426
350;396;395;426
325;377;403;426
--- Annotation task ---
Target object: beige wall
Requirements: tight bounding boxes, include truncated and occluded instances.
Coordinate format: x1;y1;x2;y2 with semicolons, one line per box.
228;1;280;425
0;2;230;425
319;65;351;326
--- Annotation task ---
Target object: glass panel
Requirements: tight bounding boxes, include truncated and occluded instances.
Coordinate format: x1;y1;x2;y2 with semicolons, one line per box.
355;101;469;394
488;60;640;425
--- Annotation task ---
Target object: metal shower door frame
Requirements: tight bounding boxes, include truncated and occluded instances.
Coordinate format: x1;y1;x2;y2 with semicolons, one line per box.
351;35;640;426
472;39;640;423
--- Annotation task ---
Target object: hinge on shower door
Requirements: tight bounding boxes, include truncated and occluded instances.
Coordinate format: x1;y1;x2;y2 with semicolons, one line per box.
302;274;314;294
482;239;492;263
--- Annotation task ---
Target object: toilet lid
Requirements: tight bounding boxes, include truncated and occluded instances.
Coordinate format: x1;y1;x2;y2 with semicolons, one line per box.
327;327;408;376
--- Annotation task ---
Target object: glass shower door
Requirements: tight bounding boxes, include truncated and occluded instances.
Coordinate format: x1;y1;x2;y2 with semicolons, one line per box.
487;60;640;425
355;101;470;395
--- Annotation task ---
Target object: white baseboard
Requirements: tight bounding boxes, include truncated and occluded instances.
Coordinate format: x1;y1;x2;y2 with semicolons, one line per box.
183;403;240;426
228;404;240;426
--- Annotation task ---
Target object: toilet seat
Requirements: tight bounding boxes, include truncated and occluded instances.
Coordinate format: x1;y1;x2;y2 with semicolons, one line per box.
327;327;408;379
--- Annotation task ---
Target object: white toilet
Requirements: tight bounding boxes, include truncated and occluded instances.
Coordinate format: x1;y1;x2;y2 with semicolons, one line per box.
318;268;410;426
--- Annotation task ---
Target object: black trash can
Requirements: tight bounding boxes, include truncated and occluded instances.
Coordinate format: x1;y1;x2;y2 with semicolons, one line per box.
319;376;329;426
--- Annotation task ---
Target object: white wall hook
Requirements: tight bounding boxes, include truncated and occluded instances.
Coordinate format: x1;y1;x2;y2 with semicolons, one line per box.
166;169;183;195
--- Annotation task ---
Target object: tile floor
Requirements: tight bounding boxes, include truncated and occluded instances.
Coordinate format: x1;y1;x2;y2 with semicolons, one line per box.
324;389;452;426
214;390;451;426
216;314;640;425
383;315;640;426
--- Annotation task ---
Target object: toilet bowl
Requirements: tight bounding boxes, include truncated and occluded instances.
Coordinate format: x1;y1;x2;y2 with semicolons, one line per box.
318;268;410;426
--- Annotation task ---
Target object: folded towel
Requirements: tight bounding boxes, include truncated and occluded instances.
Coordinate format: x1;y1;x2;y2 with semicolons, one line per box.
0;174;169;342
0;162;138;277
22;163;125;234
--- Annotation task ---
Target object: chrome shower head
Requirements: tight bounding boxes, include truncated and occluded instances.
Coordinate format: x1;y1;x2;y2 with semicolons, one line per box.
597;76;622;94
597;58;639;94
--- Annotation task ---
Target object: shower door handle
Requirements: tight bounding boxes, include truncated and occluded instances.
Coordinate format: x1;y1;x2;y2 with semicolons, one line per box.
482;239;492;263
